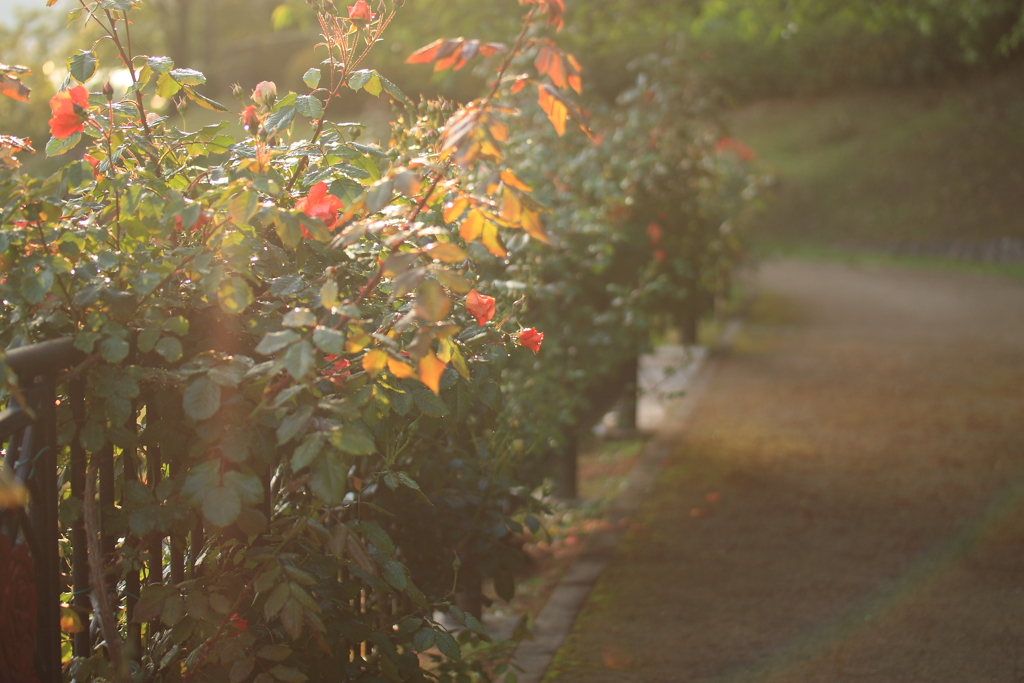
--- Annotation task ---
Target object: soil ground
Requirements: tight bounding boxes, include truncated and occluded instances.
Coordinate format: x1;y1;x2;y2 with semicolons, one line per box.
543;258;1024;682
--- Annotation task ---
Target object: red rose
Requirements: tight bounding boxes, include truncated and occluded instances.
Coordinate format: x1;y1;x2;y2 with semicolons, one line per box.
229;613;248;633
296;182;345;235
240;105;260;133
348;0;373;27
465;289;495;327
48;85;89;139
323;355;352;386
646;222;662;246
518;328;544;353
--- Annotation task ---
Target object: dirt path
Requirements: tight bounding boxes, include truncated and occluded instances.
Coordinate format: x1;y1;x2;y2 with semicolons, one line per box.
543;259;1024;682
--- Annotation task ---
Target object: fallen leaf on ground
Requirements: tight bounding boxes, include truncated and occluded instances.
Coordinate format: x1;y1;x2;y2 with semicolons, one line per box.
602;644;634;669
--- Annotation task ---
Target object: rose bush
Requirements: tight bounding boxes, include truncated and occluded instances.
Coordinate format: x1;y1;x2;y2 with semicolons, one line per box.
0;1;588;682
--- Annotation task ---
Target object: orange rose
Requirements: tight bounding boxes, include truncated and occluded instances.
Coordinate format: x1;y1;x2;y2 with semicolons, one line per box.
465;289;495;326
48;85;89;139
518;328;544;353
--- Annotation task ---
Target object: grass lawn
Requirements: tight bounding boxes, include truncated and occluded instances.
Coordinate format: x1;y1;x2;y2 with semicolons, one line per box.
730;64;1024;251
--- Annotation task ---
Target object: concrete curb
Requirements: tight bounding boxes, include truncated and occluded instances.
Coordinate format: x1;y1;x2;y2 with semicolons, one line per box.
509;319;743;683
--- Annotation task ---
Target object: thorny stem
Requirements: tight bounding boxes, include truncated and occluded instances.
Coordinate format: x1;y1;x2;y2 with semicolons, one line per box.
78;2;163;175
282;9;397;194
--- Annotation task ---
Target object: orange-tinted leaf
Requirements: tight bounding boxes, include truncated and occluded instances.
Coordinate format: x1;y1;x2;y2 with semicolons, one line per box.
478;42;507;57
500;170;531;193
362;349;387;377
481;220;507;258
521;208;551;244
434;43;464;72
418;352;447;394
387;356;415;379
0;72;30;102
443;197;469;223
488;120;509;142
406;38;446;64
460;210;484;242
500;188;522;225
537;85;567;136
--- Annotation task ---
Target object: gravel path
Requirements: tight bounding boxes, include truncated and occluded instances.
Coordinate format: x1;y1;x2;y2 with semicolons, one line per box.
544;259;1024;682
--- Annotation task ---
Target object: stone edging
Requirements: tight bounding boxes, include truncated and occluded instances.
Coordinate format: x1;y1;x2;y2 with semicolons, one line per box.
509;319;743;683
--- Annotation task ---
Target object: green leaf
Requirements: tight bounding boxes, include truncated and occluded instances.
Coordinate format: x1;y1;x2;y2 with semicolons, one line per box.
183;375;221;421
229;190;257;224
257;645;292;662
435;629;461;662
155;337;183;362
282;308;316;328
146;56;174;74
46;131;81;157
99;0;134;11
264;581;290;620
268;665;307;683
100;336;130;363
347;69;373;90
169;68;205;86
183;87;228;112
412;627;435;652
128;506;159;536
336;421;376;455
295;94;324;119
224;470;264;505
382;560;408;591
379;74;413;107
407;383;449;417
276;405;314;445
313;326;344;355
79;421;105;452
162;316;190;336
156;69;183;96
256;330;300;356
494;569;515;602
309;452;347;504
291;432;324;471
264;105;296;137
283;340;314;380
68;50;97;84
415;279;451;322
218;276;254;314
202;485;241;527
302;68;321;89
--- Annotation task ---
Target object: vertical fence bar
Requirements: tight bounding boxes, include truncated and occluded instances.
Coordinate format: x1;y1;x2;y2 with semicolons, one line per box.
69;379;91;657
30;377;62;683
122;426;142;658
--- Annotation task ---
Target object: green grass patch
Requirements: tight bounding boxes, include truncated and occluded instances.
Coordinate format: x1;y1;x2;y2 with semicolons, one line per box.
731;65;1024;249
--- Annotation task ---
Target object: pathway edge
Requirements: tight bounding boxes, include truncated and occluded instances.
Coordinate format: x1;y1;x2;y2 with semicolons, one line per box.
509;319;744;683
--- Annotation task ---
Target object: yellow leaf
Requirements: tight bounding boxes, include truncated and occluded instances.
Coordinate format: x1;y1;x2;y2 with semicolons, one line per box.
501;188;522;226
521;208;551;244
362;349;388;377
418;352;447;394
346;328;371;353
460;210;484;242
0;466;28;510
500;169;532;192
437;337;455;363
443;197;469;224
426;242;469;263
481;220;507;258
60;607;84;634
451;345;471;380
488;120;509;142
387;356;415;379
